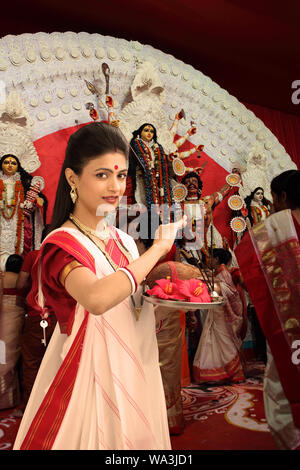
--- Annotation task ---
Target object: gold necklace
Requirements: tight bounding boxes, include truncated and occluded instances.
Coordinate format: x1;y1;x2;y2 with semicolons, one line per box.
69;213;110;242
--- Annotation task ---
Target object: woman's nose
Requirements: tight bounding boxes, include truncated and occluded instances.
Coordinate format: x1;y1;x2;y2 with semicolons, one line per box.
108;176;120;191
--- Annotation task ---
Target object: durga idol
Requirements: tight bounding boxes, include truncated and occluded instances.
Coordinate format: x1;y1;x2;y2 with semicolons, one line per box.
0;154;47;269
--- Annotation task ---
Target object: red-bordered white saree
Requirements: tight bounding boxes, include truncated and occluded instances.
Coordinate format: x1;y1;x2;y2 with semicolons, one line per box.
192;264;245;384
13;227;171;450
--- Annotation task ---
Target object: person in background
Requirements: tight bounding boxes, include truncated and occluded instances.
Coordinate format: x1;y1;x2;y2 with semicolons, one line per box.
0;255;25;410
193;248;245;385
235;169;300;450
221;251;248;344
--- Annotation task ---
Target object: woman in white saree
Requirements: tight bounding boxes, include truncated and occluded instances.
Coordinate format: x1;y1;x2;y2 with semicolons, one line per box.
13;122;185;450
193;249;245;384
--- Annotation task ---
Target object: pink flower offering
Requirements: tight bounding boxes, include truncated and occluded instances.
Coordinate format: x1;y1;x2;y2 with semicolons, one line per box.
146;278;187;301
146;277;211;303
179;279;211;303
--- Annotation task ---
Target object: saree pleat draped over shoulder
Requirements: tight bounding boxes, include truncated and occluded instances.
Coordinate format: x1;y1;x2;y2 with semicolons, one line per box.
13;227;171;450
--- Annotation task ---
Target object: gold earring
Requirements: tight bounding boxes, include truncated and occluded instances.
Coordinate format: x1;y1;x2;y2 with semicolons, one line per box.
70;186;78;204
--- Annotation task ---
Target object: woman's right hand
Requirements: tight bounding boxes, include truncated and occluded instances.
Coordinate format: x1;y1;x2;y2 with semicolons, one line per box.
152;216;187;255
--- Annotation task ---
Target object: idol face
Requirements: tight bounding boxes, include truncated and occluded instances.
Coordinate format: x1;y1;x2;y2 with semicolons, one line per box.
184;176;200;199
140;125;155;143
2;156;18;176
253;188;264;203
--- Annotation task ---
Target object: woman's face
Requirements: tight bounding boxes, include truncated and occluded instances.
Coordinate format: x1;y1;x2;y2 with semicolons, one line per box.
140;125;155;143
253;188;264;203
68;152;128;220
2;156;18;176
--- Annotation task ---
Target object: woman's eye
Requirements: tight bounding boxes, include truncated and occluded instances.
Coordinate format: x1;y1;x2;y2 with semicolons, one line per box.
118;174;127;180
96;173;107;179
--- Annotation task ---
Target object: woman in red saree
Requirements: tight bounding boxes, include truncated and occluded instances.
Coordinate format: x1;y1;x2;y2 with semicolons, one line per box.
13;122;185;450
235;170;300;450
193;249;245;384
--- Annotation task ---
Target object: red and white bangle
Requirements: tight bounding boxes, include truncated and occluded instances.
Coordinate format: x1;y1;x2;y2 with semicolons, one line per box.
124;266;138;292
118;267;138;295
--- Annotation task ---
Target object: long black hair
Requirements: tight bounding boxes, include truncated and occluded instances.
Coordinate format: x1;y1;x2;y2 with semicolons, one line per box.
48;122;129;232
244;187;270;226
271;170;300;209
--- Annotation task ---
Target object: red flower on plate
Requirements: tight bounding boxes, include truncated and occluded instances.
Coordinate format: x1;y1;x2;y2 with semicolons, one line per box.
146;277;212;303
178;279;211;303
146;278;187;300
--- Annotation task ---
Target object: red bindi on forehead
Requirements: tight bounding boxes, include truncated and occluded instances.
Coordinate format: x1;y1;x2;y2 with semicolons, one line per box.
114;165;118;170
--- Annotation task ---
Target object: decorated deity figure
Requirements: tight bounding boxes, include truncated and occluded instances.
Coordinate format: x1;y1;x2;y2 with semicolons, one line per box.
0;154;47;269
180;170;205;252
231;146;273;234
127;117;202;209
118;61;203;204
116;61;205;249
244;186;271;226
180;168;233;258
128;122;175;209
126;123;177;246
0;91;47;270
